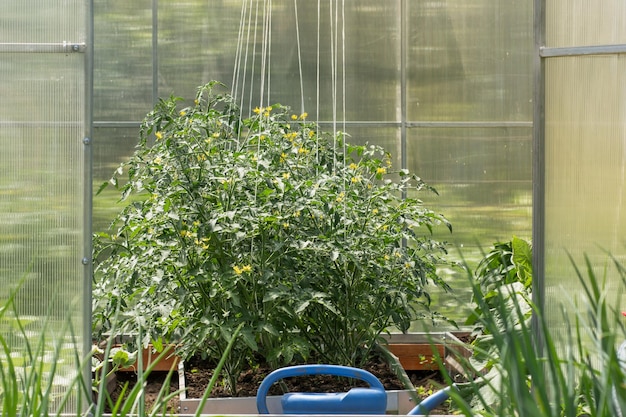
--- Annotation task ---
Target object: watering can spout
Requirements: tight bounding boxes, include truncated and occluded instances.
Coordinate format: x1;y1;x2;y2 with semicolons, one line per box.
407;384;459;415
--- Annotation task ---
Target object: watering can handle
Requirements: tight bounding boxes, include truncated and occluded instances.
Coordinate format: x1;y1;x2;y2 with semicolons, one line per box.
256;364;385;414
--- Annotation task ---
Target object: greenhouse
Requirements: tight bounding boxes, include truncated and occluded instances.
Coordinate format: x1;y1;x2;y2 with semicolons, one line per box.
1;0;625;416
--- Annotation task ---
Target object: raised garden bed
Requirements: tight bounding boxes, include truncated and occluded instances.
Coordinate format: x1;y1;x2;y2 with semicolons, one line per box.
101;332;473;415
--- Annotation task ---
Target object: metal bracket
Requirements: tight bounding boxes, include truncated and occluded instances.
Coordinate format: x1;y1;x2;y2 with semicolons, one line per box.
0;42;86;53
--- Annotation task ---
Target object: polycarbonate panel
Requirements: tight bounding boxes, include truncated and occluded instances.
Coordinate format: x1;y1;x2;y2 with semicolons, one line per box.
407;0;533;122
93;126;141;233
407;127;533;247
157;0;242;103
330;126;401;168
94;0;153;120
544;55;626;340
157;0;400;121
0;4;88;411
406;126;532;325
0;0;85;43
546;0;626;48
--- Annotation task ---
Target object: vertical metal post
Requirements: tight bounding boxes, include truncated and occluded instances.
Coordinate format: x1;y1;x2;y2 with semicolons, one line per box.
153;0;159;106
400;0;407;196
532;0;546;352
83;0;95;410
400;0;407;172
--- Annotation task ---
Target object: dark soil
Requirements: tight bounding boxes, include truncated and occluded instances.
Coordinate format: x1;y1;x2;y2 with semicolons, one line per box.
184;353;406;398
107;355;455;415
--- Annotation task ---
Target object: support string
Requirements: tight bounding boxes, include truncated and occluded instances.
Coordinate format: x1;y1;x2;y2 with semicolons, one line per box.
293;0;305;114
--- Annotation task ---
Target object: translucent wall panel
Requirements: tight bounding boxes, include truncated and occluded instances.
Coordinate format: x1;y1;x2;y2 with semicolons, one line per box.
0;1;85;43
407;127;532;320
544;55;626;326
93;127;142;232
546;0;626;48
157;0;401;121
0;0;88;411
94;0;153;121
407;1;533;122
157;1;241;102
0;53;87;410
407;127;533;253
333;126;402;168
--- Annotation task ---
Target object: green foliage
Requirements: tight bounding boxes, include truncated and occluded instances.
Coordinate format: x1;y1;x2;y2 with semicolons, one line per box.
473;236;532;295
93;81;453;394
446;251;626;417
465;236;533;333
0;280;182;417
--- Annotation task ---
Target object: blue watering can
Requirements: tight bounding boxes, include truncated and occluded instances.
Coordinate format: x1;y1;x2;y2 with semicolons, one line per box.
256;364;456;415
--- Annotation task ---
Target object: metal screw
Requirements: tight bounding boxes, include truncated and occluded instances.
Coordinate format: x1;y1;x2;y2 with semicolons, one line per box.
72;44;80;52
83;137;91;145
82;257;89;265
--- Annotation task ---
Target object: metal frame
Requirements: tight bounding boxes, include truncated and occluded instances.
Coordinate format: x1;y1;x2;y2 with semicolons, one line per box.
532;0;546;351
83;0;95;408
532;1;626;351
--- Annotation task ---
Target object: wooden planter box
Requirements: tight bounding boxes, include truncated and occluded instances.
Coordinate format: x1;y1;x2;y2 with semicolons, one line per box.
178;347;419;415
381;332;472;374
115;344;180;372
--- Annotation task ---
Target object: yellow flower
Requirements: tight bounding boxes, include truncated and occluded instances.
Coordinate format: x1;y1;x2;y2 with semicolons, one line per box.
212;132;220;138
263;110;271;117
154;157;162;164
336;192;345;203
233;264;252;275
349;163;358;170
298;147;309;155
372;208;379;215
194;99;199;105
253;107;263;114
280;152;287;163
284;132;298;141
293;210;301;218
291;114;298;120
376;167;387;175
351;176;361;184
299;112;308;120
179;110;186;116
155;131;163;140
282;172;290;179
195;237;210;249
282;222;289;229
